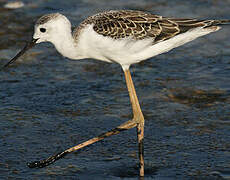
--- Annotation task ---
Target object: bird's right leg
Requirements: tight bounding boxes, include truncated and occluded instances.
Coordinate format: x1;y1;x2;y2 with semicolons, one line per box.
27;68;144;176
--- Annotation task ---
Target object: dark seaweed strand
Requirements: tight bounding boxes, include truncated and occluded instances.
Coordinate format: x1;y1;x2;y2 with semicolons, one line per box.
27;151;68;168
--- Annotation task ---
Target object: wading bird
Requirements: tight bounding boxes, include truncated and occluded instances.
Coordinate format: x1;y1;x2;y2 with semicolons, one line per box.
3;10;230;177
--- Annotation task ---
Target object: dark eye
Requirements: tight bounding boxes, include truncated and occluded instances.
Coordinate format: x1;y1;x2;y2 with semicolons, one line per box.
40;28;46;33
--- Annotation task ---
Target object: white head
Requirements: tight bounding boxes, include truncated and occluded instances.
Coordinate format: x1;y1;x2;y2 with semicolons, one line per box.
3;13;73;68
33;13;72;44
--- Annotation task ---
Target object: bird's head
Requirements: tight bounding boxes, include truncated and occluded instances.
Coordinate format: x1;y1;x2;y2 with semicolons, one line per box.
33;13;71;43
2;13;71;68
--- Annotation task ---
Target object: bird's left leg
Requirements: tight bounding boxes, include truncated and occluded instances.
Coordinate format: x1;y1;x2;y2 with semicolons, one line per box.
123;69;145;177
27;119;137;168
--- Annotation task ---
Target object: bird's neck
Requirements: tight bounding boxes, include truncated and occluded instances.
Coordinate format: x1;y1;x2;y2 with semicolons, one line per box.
51;28;84;60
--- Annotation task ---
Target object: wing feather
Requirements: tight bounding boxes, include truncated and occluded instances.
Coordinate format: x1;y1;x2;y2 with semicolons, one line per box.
76;10;220;43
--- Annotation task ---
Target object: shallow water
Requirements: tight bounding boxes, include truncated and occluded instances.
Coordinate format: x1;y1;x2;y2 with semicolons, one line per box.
0;0;230;179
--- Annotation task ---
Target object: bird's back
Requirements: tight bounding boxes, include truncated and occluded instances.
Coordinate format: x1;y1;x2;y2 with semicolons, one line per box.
74;10;224;42
72;10;227;69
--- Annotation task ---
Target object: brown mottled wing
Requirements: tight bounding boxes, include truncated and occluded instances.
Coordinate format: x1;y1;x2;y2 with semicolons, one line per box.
91;10;163;40
155;18;210;42
88;10;212;43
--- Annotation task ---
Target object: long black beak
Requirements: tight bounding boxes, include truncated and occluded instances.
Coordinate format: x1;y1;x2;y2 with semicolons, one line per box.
2;38;38;69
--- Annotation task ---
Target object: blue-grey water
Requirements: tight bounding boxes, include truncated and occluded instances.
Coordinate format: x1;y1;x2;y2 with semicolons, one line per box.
0;0;230;179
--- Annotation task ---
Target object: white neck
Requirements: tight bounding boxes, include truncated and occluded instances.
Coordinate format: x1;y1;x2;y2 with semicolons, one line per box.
50;28;83;60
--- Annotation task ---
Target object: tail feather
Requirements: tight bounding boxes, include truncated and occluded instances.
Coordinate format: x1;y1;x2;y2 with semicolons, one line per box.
206;19;230;27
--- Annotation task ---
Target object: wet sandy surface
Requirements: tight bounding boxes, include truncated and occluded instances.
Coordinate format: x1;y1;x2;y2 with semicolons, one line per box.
0;0;230;179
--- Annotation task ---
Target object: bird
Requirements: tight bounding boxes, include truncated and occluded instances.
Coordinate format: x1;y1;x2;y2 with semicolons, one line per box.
3;10;230;177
